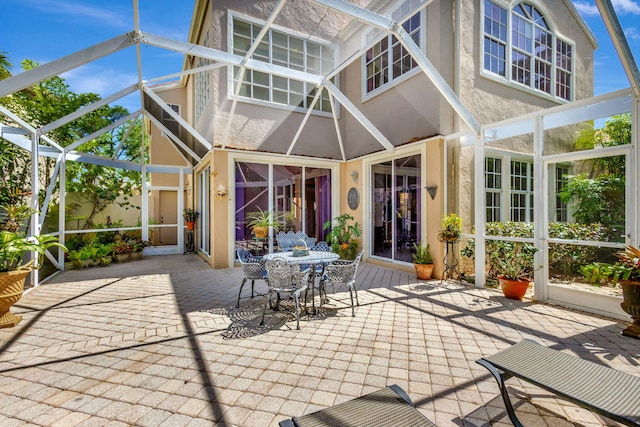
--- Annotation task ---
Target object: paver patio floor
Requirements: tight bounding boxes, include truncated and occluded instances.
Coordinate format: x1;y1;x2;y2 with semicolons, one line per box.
0;254;637;426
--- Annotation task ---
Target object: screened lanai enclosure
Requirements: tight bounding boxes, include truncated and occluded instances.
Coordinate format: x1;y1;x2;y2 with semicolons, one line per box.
1;0;639;321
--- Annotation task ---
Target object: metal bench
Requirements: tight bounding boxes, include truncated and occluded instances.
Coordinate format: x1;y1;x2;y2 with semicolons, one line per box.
477;339;640;427
279;384;436;427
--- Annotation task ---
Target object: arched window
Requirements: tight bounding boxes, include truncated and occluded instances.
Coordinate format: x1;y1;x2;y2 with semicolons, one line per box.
483;0;573;101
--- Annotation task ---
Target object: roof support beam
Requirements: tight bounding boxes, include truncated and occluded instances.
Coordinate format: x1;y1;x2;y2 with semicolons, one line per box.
328;92;346;161
40;83;139;135
309;0;480;134
143;86;212;150
325;81;394;151
141;32;323;86
146;113;201;163
64;110;141;153
595;0;640;98
0;33;135;98
286;87;323;156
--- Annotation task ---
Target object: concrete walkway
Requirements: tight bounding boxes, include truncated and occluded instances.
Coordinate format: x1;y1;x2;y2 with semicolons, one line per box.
0;254;637;426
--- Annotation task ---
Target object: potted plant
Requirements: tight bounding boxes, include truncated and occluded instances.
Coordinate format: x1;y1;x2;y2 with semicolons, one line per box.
492;241;539;300
246;207;281;239
183;208;200;231
412;242;434;280
128;238;150;260
439;213;462;242
613;245;640;339
112;240;131;262
323;213;362;260
0;205;67;327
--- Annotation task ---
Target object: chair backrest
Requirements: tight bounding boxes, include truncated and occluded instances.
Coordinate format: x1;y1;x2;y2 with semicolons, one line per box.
276;231;310;251
326;250;364;283
313;241;332;252
265;257;309;291
236;248;265;279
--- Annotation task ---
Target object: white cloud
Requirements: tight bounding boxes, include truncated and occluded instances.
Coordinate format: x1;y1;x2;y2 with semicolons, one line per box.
573;1;600;16
574;0;640;16
61;65;138;99
624;27;640;40
613;0;640;14
21;0;129;29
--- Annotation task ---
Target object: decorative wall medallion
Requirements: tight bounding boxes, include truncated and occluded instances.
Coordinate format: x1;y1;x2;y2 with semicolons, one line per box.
347;187;360;210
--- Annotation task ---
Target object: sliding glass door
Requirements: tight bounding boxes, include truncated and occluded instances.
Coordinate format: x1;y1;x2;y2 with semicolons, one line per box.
235;162;332;253
371;154;421;263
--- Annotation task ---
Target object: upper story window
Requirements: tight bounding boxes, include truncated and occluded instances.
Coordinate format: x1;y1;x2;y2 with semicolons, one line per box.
230;14;335;113
483;0;573;102
364;1;423;97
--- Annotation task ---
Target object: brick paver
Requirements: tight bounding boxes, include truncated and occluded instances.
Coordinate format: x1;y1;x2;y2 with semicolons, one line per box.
0;254;636;426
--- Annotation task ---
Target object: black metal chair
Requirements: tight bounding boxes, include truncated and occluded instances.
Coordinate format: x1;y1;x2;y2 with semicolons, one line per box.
236;248;266;308
319;250;363;317
262;257;310;330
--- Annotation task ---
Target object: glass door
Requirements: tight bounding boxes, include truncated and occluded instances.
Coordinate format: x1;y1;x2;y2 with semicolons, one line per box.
371;154;421;262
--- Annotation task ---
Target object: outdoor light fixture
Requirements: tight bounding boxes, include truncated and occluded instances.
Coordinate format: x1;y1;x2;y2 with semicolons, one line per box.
426;185;438;200
216;184;227;199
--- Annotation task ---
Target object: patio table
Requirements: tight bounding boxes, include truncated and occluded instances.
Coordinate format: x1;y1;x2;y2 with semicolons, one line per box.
264;250;339;314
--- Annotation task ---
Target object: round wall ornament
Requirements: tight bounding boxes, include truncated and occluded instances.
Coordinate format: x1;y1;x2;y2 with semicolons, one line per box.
347;187;360;210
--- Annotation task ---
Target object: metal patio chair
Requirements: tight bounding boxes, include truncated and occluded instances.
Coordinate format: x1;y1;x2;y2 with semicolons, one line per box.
262;257;310;330
236;248;267;308
319;250;363;317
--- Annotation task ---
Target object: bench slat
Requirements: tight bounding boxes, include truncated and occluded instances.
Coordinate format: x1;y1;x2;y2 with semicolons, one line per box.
479;339;640;426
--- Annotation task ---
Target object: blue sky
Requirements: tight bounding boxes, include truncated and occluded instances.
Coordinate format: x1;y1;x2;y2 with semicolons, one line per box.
2;0;639;111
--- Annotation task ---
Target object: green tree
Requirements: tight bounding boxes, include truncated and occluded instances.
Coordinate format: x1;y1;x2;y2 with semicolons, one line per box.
0;58;148;227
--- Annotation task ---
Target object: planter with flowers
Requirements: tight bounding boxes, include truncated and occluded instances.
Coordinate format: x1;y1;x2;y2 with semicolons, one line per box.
0;205;67;327
614;245;640;339
438;213;462;242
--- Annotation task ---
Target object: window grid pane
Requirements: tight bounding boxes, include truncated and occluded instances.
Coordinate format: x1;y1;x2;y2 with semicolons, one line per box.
232;17;334;112
484;1;572;100
366;9;421;94
485;157;502;222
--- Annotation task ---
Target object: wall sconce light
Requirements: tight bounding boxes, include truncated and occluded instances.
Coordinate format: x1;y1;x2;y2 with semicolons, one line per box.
185;183;192;193
425;185;438;200
216;183;227;199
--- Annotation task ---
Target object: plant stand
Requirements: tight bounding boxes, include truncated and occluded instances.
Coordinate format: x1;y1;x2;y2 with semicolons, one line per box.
620;280;640;339
0;270;29;328
185;228;195;254
439;237;460;283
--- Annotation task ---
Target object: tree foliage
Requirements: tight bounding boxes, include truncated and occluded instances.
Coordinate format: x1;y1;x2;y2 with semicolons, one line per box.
0;58;148;227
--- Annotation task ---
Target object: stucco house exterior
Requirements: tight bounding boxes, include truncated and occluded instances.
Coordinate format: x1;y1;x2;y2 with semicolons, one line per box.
147;0;596;276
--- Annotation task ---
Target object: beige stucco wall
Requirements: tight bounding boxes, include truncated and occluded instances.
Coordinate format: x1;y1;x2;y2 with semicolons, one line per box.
64;193;143;231
145;0;596;269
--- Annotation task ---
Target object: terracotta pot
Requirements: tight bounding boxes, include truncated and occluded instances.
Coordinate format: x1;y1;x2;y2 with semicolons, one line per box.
620;280;640;339
253;226;269;239
414;263;434;280
0;269;29;328
498;276;531;300
186;221;195;231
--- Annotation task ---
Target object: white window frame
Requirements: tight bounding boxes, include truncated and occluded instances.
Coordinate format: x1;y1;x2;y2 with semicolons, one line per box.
485;153;570;223
161;104;180;121
227;11;337;117
480;0;575;103
198;167;211;255
362;3;426;101
194;31;211;124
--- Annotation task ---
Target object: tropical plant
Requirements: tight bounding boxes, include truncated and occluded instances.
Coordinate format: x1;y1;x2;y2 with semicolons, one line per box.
113;240;131;255
614;246;640;282
323;213;361;259
412;242;433;264
439;213;462;241
183;208;200;223
492;241;540;281
0;204;67;272
246;207;281;228
0;231;66;272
